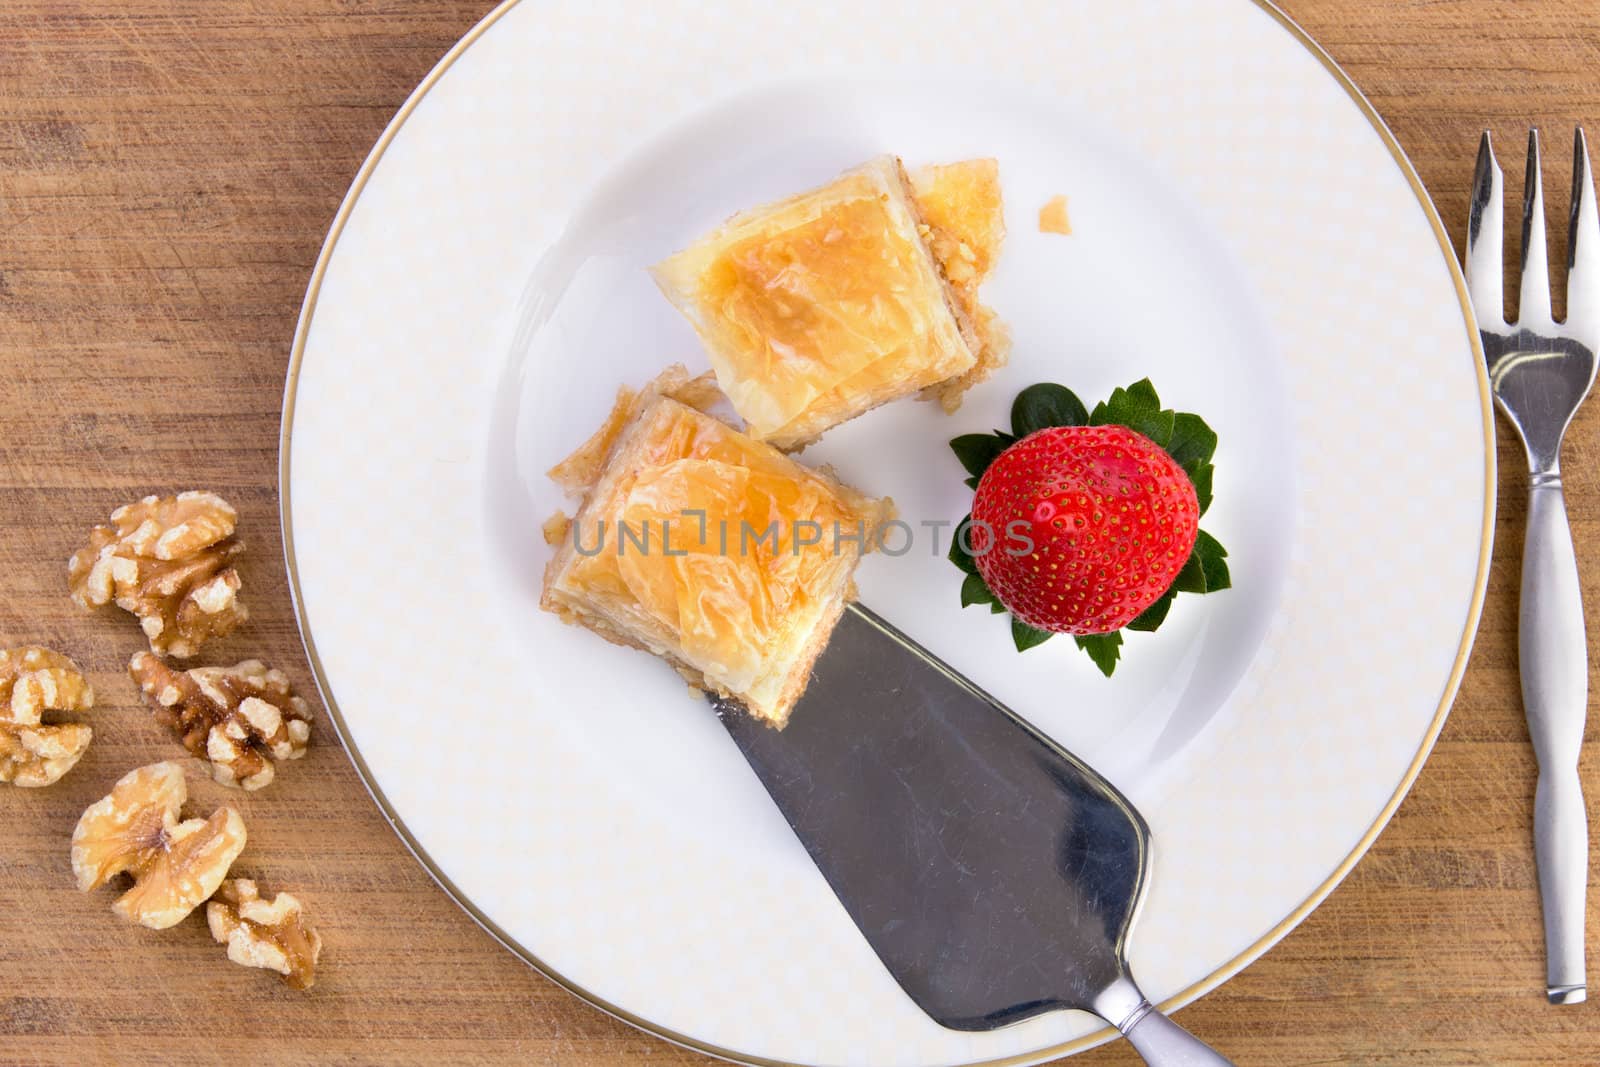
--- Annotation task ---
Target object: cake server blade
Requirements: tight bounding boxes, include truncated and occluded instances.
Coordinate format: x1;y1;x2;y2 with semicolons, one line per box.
711;603;1233;1066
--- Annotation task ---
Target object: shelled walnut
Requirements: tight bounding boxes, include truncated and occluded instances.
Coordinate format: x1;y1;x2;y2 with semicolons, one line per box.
207;879;323;989
0;646;95;787
71;761;246;929
129;652;311;791
67;491;248;657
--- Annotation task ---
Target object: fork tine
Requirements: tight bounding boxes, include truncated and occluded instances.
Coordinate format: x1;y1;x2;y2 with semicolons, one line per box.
1520;129;1554;327
1467;131;1506;328
1566;127;1600;334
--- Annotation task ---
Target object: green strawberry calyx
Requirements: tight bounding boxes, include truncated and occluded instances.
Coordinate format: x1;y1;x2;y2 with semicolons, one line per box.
948;379;1231;677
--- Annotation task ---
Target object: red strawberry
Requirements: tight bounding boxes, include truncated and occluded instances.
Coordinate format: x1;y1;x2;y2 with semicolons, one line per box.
967;425;1199;635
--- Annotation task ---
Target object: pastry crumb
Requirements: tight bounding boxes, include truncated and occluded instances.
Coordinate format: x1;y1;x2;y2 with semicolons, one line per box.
542;511;571;547
1038;195;1071;235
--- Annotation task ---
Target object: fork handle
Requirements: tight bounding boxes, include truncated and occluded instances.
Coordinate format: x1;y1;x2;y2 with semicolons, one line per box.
1522;473;1590;1004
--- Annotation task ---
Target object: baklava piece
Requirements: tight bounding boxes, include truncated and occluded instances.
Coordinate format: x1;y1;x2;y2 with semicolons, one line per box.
653;156;1006;448
542;367;892;727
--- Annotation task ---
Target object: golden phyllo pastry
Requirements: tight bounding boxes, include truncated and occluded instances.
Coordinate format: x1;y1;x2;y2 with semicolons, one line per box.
653;156;1005;449
543;367;892;727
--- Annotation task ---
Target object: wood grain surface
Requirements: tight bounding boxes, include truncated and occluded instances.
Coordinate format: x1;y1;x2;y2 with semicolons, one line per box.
3;2;1599;1064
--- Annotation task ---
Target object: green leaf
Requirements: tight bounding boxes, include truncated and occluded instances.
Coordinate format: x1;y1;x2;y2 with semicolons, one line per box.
1133;408;1175;448
1093;378;1163;422
1090;379;1174;447
1164;527;1230;602
961;572;996;607
1010;383;1088;437
1185;461;1214;516
1166;412;1218;468
1012;618;1054;651
1194;529;1231;592
948;515;979;575
1074;632;1124;676
990;600;1008;613
1171;546;1209;595
1126;589;1175;632
950;433;1011;480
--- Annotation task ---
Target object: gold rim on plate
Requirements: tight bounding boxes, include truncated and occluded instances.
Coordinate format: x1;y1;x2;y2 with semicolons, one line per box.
277;2;1495;1063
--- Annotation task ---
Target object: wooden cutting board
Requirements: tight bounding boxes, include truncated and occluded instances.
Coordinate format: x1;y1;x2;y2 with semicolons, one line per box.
3;2;1598;1063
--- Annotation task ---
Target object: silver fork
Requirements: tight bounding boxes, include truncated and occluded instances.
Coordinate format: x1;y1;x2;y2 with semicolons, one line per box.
1467;127;1598;1005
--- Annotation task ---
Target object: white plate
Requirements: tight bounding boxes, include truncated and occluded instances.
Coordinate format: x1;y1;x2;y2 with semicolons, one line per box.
281;2;1493;1064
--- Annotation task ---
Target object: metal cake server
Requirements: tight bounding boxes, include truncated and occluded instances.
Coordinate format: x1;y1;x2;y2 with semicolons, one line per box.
711;604;1233;1066
1466;128;1599;1005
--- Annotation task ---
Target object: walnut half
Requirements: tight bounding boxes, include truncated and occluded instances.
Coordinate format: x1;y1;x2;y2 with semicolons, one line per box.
67;491;248;658
129;653;312;791
207;879;323;989
71;762;246;929
0;646;94;787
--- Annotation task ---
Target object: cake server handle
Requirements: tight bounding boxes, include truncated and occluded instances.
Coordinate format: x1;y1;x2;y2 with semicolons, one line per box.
1095;975;1235;1066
